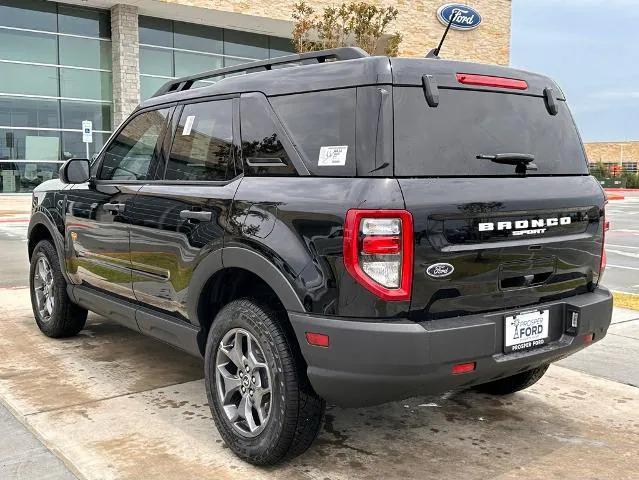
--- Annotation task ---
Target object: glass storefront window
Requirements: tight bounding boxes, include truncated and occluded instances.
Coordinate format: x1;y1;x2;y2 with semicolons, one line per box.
60;69;112;101
59;36;112;70
0;29;58;64
0;97;60;129
0;0;57;32
58;4;110;38
224;30;269;60
0;63;59;97
0;1;113;194
0;161;62;193
140;76;170;102
139;46;173;77
61;131;109;160
139;16;173;47
61;101;111;132
174;51;223;77
138;16;295;101
174;22;223;53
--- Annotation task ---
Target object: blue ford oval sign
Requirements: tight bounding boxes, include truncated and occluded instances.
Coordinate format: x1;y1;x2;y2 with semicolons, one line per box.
437;3;482;30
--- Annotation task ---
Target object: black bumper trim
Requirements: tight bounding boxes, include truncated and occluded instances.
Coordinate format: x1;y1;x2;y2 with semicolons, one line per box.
288;287;613;407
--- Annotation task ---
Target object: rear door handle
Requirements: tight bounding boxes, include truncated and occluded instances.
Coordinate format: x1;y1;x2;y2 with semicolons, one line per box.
179;210;212;222
103;203;125;213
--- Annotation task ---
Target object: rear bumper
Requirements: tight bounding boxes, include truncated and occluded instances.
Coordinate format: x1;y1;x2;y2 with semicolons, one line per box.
289;287;613;407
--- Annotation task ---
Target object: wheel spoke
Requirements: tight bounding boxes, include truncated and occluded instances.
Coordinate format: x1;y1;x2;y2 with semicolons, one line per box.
215;327;272;438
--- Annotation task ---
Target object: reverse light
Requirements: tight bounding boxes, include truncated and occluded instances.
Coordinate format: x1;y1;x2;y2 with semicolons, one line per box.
456;73;528;90
343;209;413;301
452;362;476;375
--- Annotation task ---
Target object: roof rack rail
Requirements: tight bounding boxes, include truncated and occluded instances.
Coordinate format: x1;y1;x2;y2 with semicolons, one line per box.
152;47;369;98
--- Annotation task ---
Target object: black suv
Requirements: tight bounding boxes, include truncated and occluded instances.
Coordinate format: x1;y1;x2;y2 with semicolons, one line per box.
27;47;613;465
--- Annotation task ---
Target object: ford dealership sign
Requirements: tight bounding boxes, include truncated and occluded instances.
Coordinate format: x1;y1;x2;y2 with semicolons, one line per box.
437;3;482;30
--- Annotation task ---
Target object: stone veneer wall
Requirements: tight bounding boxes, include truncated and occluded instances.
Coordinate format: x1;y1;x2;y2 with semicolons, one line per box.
111;4;140;128
158;0;511;64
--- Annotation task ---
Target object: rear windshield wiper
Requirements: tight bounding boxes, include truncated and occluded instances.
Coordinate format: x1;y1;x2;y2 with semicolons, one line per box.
477;153;538;173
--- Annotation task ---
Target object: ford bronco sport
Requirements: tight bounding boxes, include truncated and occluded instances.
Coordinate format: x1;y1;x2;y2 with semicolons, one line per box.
27;47;613;465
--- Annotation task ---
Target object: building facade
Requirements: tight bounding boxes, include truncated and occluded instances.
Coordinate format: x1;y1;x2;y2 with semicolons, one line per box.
0;0;512;194
585;141;639;174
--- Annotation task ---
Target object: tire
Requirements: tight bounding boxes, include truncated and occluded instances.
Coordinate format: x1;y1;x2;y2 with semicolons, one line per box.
204;298;325;465
474;364;550;395
29;240;87;338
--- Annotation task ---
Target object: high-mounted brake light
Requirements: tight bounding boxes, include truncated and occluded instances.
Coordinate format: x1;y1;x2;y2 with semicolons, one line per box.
343;210;413;301
456;73;528;90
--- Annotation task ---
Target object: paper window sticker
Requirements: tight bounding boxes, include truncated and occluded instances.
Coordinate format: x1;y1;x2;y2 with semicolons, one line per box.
182;115;196;136
318;146;348;166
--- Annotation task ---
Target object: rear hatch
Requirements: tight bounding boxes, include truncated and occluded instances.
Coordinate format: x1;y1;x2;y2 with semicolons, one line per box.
390;59;605;320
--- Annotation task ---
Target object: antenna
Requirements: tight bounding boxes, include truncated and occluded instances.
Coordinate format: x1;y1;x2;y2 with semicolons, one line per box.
426;11;455;58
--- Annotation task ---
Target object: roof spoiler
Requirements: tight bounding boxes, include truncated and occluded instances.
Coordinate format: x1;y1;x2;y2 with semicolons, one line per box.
152;47;369;98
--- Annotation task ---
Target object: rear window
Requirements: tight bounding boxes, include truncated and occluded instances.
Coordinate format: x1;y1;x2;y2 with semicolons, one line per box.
394;87;588;177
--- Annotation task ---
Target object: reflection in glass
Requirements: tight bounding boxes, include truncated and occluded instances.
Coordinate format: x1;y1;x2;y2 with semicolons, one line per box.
139;16;173;47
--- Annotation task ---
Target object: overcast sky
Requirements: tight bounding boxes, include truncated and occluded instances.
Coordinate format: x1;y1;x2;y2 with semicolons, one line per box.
510;0;638;142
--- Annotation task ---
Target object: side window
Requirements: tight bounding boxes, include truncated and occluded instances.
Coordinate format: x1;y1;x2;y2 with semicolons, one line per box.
270;89;356;176
240;94;296;176
165;100;233;181
100;108;170;180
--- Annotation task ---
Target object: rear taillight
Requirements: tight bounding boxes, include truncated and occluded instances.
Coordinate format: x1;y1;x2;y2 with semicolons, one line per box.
343;210;413;301
456;73;528;90
600;206;610;275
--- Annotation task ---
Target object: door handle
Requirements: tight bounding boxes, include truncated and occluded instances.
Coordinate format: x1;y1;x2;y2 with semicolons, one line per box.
103;203;126;213
180;210;212;222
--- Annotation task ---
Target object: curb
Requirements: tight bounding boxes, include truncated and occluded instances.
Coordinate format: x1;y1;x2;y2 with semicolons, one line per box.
612;291;639;311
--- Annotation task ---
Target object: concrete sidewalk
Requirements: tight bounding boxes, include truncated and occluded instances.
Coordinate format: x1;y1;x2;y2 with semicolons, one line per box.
0;287;637;480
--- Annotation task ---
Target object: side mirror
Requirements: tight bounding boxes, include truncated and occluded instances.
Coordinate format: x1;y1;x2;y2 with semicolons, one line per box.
59;158;90;184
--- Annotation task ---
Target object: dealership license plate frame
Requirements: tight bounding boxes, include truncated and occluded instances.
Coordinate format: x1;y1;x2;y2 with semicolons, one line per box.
504;309;550;353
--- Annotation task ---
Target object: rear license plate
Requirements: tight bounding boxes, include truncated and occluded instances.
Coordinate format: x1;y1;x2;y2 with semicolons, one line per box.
504;309;549;353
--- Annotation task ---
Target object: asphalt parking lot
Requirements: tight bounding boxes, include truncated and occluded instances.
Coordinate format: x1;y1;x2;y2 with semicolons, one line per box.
0;194;638;480
603;191;639;294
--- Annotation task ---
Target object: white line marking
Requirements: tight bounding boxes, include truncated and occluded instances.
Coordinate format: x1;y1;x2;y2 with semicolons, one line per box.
607;264;639;271
607;243;639;250
606;248;639;259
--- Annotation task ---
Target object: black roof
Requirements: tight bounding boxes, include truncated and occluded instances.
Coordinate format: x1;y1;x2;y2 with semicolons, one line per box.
140;47;563;109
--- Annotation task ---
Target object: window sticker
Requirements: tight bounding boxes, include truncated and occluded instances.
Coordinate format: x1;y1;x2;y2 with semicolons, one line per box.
182;115;195;136
318;146;348;166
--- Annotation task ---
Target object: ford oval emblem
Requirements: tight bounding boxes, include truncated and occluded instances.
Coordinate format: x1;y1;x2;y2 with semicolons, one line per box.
436;3;482;30
426;263;455;278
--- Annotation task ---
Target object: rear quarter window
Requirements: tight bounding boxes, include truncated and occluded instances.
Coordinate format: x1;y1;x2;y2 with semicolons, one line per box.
393;87;588;177
270;89;356;176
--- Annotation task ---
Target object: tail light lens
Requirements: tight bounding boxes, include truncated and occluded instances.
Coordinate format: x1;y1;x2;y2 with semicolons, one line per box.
343;209;413;301
600;205;609;275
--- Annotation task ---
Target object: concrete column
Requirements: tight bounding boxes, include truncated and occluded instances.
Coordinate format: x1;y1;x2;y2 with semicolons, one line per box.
111;4;140;128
